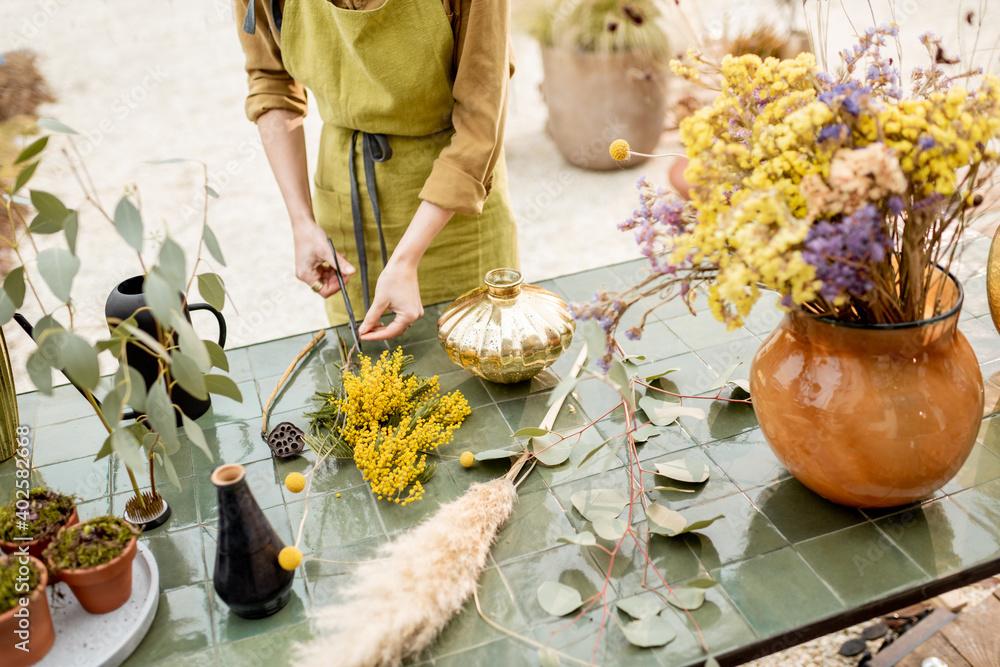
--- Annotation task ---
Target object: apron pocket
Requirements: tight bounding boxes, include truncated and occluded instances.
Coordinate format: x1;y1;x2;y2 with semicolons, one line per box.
312;184;351;248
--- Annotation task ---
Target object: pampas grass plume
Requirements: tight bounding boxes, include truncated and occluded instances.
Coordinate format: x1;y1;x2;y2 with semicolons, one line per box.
295;477;518;667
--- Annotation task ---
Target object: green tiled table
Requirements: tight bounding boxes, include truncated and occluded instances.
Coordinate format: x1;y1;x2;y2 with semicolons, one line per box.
5;234;1000;666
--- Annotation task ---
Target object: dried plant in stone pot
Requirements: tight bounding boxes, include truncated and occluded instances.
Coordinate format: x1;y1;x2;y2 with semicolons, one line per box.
0;554;55;666
0;488;78;559
43;515;140;613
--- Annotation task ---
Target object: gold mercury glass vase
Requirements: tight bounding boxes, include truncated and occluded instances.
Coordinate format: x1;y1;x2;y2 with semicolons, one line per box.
437;268;575;384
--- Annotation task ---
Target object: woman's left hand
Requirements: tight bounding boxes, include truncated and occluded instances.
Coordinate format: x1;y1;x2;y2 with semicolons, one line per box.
358;257;424;340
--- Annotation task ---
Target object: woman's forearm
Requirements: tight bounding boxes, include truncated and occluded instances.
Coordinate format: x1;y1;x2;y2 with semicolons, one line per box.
257;108;314;228
390;200;455;270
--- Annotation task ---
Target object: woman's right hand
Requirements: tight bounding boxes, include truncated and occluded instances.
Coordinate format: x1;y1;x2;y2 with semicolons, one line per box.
292;218;355;297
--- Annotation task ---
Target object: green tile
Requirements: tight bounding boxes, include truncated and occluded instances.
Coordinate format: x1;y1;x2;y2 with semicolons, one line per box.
213;576;308;644
875;498;1000;578
665;312;755;353
123;583;215;665
377;463;462;534
34;382;102;426
549;467;633;533
742;291;784;337
691;339;760;385
713;547;844;638
963;274;990;318
961;316;1000;363
677;396;759;445
436;639;537;666
484;369;561;404
977;414;1000;457
16;392;37;427
491;488;576;564
531;605;677;667
192;421;270;474
142;526;206;591
30;416;109;467
433;567;529;656
589;524;703;594
285;486;384;555
797;522;929;607
500;546;614;626
639;353;720;401
943;444;1000;494
438;403;512;458
220;347;254;384
217;620;314;667
553;267;625;304
644;448;741;510
75;496;113;522
442;457;530;496
747;479;867;543
494;389;592;435
33;456;111;502
247;332;324;379
196;461;285;526
393;302;446;347
663;585;757;658
534;428;627;490
303;535;386;609
437;370;493;410
111;446;193;495
255;362;332;424
396;338;461;378
950;477;1000;540
276;452;365;501
149;648;218;666
632;422;699;463
198;380;262;428
615;320;683;365
706;430;792;491
678;492;788;569
113;481;200;533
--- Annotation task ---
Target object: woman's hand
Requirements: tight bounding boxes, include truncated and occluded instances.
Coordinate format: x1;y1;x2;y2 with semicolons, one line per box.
292;219;355;298
358;200;454;340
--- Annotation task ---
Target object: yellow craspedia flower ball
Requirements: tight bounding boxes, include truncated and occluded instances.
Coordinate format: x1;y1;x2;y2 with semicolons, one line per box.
284;472;306;493
278;546;303;570
609;139;631;162
460;451;475;468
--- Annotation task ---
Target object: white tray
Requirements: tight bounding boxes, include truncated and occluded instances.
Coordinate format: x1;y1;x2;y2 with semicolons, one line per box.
38;541;160;667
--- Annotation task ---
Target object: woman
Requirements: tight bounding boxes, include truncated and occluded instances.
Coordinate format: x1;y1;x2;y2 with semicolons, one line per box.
235;0;520;340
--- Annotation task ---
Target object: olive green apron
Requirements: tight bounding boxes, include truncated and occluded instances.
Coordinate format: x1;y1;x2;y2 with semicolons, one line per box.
279;0;519;326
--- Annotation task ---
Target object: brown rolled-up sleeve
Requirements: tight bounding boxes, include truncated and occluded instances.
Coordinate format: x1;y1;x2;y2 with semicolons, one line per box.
419;0;515;216
233;0;308;122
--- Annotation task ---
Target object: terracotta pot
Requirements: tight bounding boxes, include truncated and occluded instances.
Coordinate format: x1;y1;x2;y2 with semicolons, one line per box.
1;508;79;561
668;157;691;200
0;556;55;666
750;273;983;507
51;536;138;614
986;223;1000;334
540;46;666;171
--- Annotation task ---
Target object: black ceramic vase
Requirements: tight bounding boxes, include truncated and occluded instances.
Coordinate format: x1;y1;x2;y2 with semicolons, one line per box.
211;463;294;619
105;275;227;423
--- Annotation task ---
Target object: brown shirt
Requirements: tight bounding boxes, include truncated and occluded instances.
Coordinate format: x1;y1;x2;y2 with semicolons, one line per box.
233;0;515;216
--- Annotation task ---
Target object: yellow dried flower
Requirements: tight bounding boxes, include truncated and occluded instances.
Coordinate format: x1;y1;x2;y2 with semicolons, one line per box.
460;451;475;468
284;472;306;494
278;546;303;570
609;139;631;161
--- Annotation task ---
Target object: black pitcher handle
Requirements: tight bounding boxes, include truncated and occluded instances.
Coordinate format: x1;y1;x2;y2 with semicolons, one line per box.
187;303;227;348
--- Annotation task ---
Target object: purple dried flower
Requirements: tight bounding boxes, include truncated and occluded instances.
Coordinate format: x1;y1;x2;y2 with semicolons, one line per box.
918;135;936;150
802;205;890;301
887;196;904;216
624;326;643;341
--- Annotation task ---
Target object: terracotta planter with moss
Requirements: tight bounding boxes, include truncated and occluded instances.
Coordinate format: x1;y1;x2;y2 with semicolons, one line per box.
0;555;55;666
43;516;139;614
0;489;78;560
540;46;666;171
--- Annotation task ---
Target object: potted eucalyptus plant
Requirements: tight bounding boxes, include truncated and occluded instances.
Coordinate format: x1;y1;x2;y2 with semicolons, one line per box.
0;121;242;526
520;0;673;170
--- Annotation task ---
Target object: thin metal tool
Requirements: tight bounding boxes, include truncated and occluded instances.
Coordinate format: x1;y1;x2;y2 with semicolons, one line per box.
327;237;362;353
261;329;326;457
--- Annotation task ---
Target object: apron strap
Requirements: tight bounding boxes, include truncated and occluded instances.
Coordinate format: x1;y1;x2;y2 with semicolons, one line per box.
348;131;393;311
242;1;283;35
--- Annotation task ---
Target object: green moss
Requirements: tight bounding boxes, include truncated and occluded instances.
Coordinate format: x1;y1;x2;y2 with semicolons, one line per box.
0;488;76;543
0;556;41;614
518;0;671;59
43;515;139;572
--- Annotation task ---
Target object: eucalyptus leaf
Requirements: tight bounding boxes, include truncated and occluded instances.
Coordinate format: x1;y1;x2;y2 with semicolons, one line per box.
591;514;628;541
100;387;126;423
110;427;145;472
161;451;182;490
173;316;211;371
58;332;99;392
537;581;583;617
474;448;521;461
666;587;707;611
731;379;751;396
647;486;696;494
582;320;608;365
685;515;725;533
204;340;229;372
617;595;663;620
706;363;741;393
513;427;550;438
706;657;721;667
197;273;225;311
37;118;78;134
143;270;184;325
114;196;144;252
686;577;720;589
577;439;608;468
3;267;25;309
556;531;597;547
117;322;170;358
36;247;80;302
606;358;635;410
531;433;570;466
15;135;48;164
94;434;114;460
0;292;14;327
537;647;561;667
645;503;688;537
654;458;711;484
170;350;208;400
205;185;219;198
26;350;53;394
63;211;79;255
621;615;676;648
632;423;659;443
157;237;187;291
145;377;179;449
202;224;226;266
181;414;213;462
28;190;70;234
546;372;578;408
145;157;187;164
570;488;628;522
115;364;146;413
204;374;242;402
13;160;38;193
638;396;705;426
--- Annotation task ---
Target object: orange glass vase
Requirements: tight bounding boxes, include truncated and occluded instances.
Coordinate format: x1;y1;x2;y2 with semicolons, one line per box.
749;274;983;507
